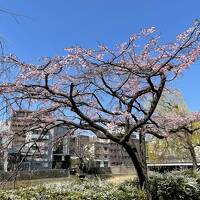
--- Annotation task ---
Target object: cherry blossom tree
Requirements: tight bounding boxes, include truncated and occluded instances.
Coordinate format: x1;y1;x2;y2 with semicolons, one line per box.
1;21;200;191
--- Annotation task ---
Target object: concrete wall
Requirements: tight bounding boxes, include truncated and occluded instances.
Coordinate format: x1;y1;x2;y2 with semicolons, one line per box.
0;169;69;181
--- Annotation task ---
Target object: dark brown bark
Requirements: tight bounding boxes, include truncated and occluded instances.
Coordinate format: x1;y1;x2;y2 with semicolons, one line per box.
190;146;198;170
139;132;152;200
139;132;148;178
122;142;148;188
123;143;146;188
186;133;198;170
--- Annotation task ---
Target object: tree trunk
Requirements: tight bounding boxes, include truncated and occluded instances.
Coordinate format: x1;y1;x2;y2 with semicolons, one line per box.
139;132;151;200
123;141;152;200
189;146;198;170
139;132;148;182
185;133;198;170
188;143;198;170
3;150;8;172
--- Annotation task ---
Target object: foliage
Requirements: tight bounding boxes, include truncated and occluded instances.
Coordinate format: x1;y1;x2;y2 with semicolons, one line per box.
147;136;190;163
149;170;200;200
0;178;147;200
2;170;200;199
148;91;200;164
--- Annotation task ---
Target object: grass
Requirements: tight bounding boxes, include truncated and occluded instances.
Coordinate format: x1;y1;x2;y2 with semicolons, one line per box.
0;176;73;189
106;174;135;183
0;174;136;189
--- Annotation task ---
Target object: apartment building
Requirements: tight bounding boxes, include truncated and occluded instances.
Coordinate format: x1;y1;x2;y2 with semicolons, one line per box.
109;141;133;166
23;130;53;170
2;111;71;171
10;110;34;151
0;110;140;171
69;135;90;158
111;134;140;166
93;138;110;167
89;135;139;168
50;126;70;169
5;111;50;170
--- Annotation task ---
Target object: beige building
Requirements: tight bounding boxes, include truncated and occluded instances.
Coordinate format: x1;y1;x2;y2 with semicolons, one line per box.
69;135;90;158
93;138;110;167
4;111;70;171
109;141;132;166
89;135;139;167
10;110;34;151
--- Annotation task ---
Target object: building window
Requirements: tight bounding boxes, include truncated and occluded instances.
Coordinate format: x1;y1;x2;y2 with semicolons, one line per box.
104;161;108;167
96;161;101;167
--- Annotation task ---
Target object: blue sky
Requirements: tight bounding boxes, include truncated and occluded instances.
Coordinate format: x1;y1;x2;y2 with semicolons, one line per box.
0;0;200;111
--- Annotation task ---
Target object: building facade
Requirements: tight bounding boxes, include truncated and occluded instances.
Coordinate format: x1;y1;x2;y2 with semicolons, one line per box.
0;111;70;171
89;135;139;168
0;110;141;171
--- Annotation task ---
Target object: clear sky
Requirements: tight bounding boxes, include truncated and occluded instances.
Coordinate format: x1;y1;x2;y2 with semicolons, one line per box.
0;0;200;111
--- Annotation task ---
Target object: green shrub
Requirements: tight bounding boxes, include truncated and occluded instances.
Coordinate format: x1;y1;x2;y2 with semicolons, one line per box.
2;170;200;200
149;170;200;200
0;178;147;200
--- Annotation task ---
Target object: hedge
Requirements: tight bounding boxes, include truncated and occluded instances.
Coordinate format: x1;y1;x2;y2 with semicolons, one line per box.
1;170;200;200
0;178;147;200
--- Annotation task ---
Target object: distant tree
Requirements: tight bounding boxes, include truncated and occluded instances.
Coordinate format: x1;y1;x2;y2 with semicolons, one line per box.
148;92;200;170
1;21;200;195
147;134;190;163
